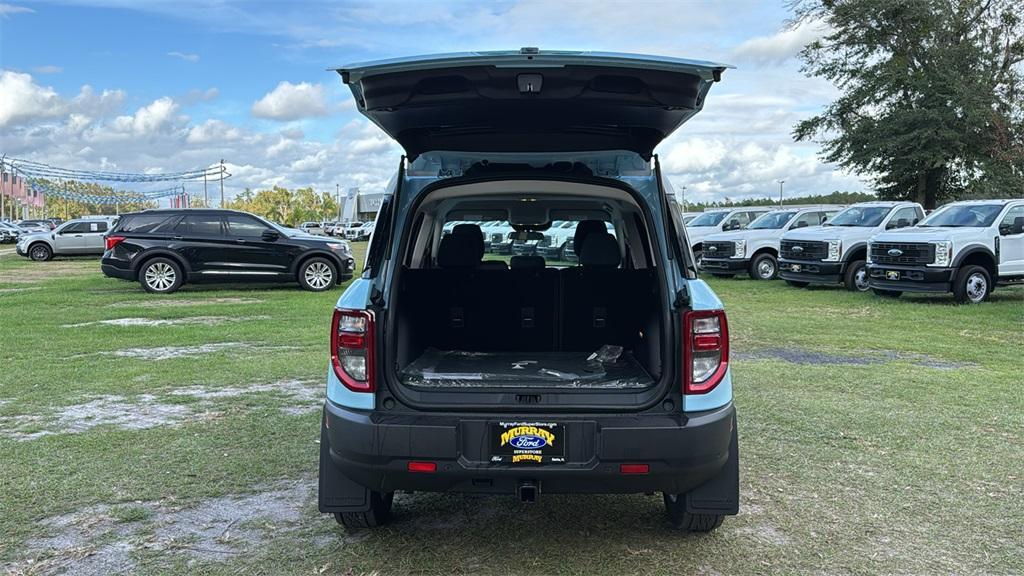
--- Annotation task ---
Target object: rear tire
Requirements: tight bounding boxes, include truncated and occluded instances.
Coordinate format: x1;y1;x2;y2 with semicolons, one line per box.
952;265;991;304
334;491;394;531
139;257;183;294
663;493;725;532
749;253;778;280
29;243;52;261
872;289;902;298
298;257;337;292
784;280;809;288
843;260;869;292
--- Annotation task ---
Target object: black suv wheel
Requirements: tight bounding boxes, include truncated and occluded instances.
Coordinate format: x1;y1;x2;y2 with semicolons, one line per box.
298;257;337;291
663;493;724;532
139;257;184;294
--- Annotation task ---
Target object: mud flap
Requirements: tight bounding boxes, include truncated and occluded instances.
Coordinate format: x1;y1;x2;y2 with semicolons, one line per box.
318;411;372;513
685;413;739;515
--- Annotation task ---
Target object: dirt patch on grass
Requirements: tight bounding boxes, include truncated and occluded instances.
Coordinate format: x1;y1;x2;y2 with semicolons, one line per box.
0;380;319;441
14;478;314;575
62;315;270;328
0;286;42;294
0;261;95;284
735;347;971;370
64;342;297;361
105;297;264;308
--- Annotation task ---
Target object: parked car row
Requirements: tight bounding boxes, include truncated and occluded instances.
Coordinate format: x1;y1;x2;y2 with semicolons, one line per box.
695;199;1024;303
16;216;119;260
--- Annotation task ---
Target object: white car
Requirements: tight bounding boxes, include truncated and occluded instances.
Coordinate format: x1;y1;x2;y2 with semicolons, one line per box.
866;199;1024;303
700;206;843;280
685;207;774;266
778;201;924;292
340;222;365;240
16;217;119;261
299;221;326;235
354;221;375;241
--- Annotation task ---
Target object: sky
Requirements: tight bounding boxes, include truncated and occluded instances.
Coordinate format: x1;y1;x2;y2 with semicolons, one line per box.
0;0;868;206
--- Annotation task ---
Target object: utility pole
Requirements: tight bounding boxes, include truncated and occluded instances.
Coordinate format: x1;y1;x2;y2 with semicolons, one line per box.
678;184;687;211
203;170;208;207
777;180;785;208
336;183;341;221
219;159;225;208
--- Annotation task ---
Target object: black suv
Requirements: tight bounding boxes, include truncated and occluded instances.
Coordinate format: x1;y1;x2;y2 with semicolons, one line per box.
101;209;355;294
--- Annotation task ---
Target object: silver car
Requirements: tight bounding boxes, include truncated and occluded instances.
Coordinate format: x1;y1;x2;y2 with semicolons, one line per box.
16;217;119;261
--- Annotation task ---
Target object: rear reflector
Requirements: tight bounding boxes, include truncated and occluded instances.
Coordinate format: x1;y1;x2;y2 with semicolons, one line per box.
408;461;437;473
619;463;649;474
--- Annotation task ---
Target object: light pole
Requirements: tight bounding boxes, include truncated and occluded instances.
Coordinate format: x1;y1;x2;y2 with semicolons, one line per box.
777;179;785;208
336;184;342;222
678;184;687;210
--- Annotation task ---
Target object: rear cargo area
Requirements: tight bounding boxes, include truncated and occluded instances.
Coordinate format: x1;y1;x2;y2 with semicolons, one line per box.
393;264;664;391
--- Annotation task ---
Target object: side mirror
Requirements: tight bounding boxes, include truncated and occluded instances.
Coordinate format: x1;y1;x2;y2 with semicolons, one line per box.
726;219;741;230
261;230;280;242
793;221;808;229
897;218;910;228
1004;216;1024;236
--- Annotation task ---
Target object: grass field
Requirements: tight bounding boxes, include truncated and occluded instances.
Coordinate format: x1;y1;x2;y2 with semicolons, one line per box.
1;246;1022;575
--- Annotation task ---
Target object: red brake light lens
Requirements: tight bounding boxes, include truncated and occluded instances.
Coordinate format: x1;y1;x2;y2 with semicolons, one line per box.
619;463;649;474
331;309;375;392
683;309;729;394
407;461;437;473
105;236;126;251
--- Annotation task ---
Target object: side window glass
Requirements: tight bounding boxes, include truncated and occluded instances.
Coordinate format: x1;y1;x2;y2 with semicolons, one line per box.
176;215;224;236
999;206;1024;235
225;214;268;238
119;214;173;234
887;207;916;229
86;221;107;233
63;223;84;233
791;212;817;228
364;196;393;277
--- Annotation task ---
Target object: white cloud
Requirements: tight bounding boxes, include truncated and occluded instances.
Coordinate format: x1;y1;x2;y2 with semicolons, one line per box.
733;19;830;66
186;119;241;144
167;51;200;62
0;3;32;17
32;65;63;74
251;81;329;121
110;97;181;136
0;71;66;127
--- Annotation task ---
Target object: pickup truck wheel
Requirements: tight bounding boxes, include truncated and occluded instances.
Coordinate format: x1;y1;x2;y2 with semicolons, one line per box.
784;280;809;288
749;253;778;280
663;493;724;532
29;243;52;261
693;250;704;269
334;491;394;531
298;257;337;291
844;260;870;292
140;258;183;294
953;265;991;304
872;289;902;298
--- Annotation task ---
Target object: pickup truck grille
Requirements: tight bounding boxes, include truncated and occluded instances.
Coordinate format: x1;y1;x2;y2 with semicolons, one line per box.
780;240;827;261
703;241;736;258
870;242;935;265
489;233;505;243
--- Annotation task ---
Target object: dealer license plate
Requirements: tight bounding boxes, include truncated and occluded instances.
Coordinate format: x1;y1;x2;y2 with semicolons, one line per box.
491;421;566;464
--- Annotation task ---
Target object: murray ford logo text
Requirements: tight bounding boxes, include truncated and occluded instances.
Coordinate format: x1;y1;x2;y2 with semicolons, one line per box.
492;422;564;464
501;425;555;450
888;248;904;257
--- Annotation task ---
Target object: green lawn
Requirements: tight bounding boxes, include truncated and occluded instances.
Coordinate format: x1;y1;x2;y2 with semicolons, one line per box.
0;247;1021;575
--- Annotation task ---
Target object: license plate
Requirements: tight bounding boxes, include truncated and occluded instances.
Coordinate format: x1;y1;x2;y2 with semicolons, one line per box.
491;422;565;464
886;271;900;280
790;264;802;272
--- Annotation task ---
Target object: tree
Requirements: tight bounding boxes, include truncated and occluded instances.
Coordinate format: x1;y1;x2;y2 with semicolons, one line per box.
792;0;1024;208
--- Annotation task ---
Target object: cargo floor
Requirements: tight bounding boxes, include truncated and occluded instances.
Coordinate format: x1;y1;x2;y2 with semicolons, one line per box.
399;348;654;389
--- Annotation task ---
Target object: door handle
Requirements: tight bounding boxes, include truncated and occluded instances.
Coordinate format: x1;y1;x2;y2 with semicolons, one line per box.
172;236;183;240
74;235;83;237
236;239;246;243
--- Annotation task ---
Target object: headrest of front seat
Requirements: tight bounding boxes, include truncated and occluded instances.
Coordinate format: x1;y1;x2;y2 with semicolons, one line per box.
579;232;621;268
452;223;484;254
438;233;481;268
573;220;607;254
510;255;545;270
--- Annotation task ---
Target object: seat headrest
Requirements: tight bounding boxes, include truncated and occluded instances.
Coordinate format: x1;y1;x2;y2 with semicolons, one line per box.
438;232;483;268
573;220;607;253
510;255;545;270
579;232;621;268
451;223;484;256
478;260;509;270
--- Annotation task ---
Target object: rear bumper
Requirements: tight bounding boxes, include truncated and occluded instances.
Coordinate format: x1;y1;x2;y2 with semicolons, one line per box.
319;400;737;508
778;258;843;284
100;253;135;280
701;258;748;272
866;264;954;293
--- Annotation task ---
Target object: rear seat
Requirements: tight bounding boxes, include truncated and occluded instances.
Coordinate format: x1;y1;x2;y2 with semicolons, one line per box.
403;222;653;353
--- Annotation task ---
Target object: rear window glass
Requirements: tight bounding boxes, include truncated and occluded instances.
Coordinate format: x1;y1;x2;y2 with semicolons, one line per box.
175;214;224;236
446;219;616;268
117;214;175;233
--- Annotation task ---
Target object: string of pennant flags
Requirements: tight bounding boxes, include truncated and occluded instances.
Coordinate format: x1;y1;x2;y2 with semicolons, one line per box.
0;156;231;207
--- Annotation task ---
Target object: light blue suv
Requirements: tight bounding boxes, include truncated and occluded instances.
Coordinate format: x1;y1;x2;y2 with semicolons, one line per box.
319;49;738;532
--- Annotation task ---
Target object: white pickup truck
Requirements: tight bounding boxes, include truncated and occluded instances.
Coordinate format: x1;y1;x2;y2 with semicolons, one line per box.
700;206;843;280
866;199;1024;303
685;207;774;266
778;201;925;292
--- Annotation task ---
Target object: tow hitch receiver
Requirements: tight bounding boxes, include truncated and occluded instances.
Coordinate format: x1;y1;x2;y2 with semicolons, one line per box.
517;480;539;503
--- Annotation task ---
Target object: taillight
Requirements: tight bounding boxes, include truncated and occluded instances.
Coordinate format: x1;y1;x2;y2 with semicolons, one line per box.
105;236;126;251
331;309;375;392
683;309;729;394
